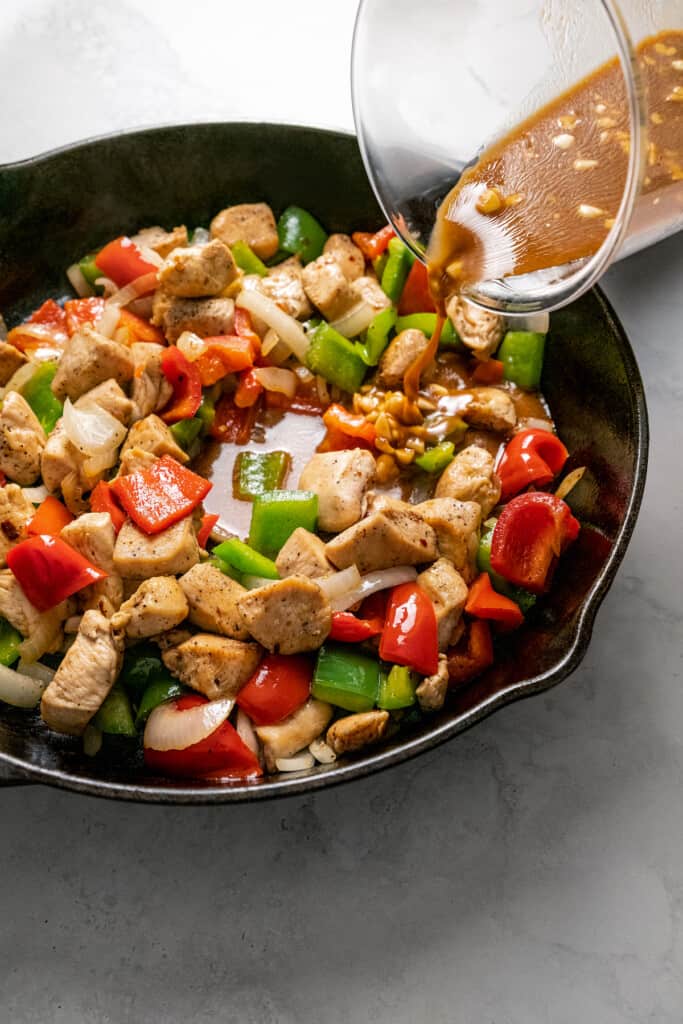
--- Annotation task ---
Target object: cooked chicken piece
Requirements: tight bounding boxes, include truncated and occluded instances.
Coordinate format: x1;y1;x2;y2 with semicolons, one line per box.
129;342;173;421
0;391;46;486
61;512;116;572
40;610;124;736
434;444;501;518
255;698;334;772
162;633;261;700
0;569;66;648
240;576;332;655
460;388;516;433
113;517;199;577
152;293;236;343
416;498;481;581
258;258;312;319
0;340;26;385
377;329;431;390
51;326;133;403
117;447;157;477
0;484;35;563
298;450;376;533
157;239;238;298
349;274;392;313
80;576;124;615
323;234;365;281
210;202;279;260
75;379;134;425
120;415;187;465
302;254;356;321
326;506;437;573
275;528;333;579
132;224;188;259
178;562;249;639
416;653;450;711
40;420;79;494
446;295;506;361
417;559;468;650
327;710;390;756
111;576;188;640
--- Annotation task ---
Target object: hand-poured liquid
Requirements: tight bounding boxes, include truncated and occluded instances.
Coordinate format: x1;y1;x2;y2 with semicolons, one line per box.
427;30;683;310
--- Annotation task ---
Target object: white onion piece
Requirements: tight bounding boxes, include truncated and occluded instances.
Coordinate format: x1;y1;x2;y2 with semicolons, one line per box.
0;662;47;708
0;313;7;340
18;603;65;664
276;751;315;773
83;724;103;757
294;364;314;383
137;245;163;268
0;362;38;400
96;304;121;338
126;295;154;319
208;519;238;544
236;709;260;756
514;417;554;434
330;299;376;339
144;696;234;752
316;565;362;610
95;276;118;297
555;465;586;501
252;366;297;398
330;565;419;613
192;227;210;246
176;330;207;362
17;659;55;683
21;484;50;504
309;737;336;764
261;328;281;357
506;311;550;333
236;289;309;362
66;263;94;298
106;271;158;308
62;398;127;457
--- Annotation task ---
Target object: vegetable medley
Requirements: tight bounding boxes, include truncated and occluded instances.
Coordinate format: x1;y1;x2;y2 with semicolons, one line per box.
0;201;581;780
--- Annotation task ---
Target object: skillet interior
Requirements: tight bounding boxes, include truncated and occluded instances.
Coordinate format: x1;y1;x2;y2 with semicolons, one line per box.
0;123;648;802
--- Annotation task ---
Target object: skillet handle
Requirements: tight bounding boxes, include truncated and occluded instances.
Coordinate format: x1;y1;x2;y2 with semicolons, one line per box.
0;761;33;786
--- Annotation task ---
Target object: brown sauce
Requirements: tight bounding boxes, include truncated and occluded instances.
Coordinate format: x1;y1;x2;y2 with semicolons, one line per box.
428;30;683;309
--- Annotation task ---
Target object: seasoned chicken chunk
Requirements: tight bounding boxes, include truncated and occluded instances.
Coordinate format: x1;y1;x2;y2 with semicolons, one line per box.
132;224;188;259
435;444;501;518
178;562;249;639
152;294;235;343
0;391;46;485
461;388;516;433
240;576;332;655
158;239;238;298
210;202;279;260
416;498;481;581
417;559;468;650
323;234;365;281
298;450;376;533
302;254;355;321
117;447;157;477
446;295;505;360
61;512;116;572
113;518;199;577
0;569;66;647
75;379;133;425
129;342;173;421
51;326;133;403
162;634;261;700
40;420;80;496
40;610;124;736
275;528;333;579
0;484;35;563
326;506;437;573
120;415;187;465
258;258;312;319
112;576;188;640
0;340;26;385
327;710;390;756
256;698;333;772
349;275;392;313
377;329;431;390
416;653;449;711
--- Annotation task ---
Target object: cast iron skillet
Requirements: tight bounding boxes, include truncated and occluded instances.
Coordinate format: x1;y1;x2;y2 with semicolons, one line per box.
0;123;648;802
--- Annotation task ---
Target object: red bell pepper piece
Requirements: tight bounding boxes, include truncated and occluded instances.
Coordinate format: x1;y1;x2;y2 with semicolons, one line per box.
7;534;107;611
27;496;74;537
64;297;106;335
352;225;395;260
210;394;260;444
490;492;580;594
497;428;569;501
8;299;69;358
110;454;212;535
195;336;254;387
236;654;312;726
471;358;505;385
159;346;203;423
464;573;524;630
329;611;384;643
233;307;262;355
322;403;376;447
447;620;494;687
398;260;435;315
234;369;264;408
29;299;68;333
144;695;261;779
116;308;165;345
197;512;219;548
379;582;439;676
90;480;127;533
94;236;158;288
0;471;6;487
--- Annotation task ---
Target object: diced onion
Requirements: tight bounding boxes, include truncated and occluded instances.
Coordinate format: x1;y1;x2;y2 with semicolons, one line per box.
236;289;309;362
236;708;260;756
18;604;65;664
106;271;158;308
208;519;238;544
316;565;362;610
555;465;587;501
309;737;336;764
192;227;210;246
83;724;103;757
261;328;281;357
0;662;48;708
294;364;314;383
252;367;297;398
326;565;419;612
137;245;163;268
66;263;94;298
507;311;550;333
0;361;38;399
62;398;127;457
330;299;377;339
176;331;207;362
144;696;234;752
242;574;276;590
515;417;554;434
96;304;121;339
275;751;315;773
21;484;50;504
16;659;55;683
95;276;118;297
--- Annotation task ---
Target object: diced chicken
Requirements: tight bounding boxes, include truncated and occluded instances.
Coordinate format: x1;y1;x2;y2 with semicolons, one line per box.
117;447;157;477
377;329;431;390
302;253;356;321
210;202;279;260
51;326;134;403
326;710;390;756
0;484;35;563
113;517;199;577
323;234;365;281
326;506;437;573
161;633;261;700
0;391;46;486
60;512;116;572
120;415;187;465
157;239;238;298
416;653;449;711
417;558;468;650
111;576;188;640
446;295;505;360
75;379;134;425
40;420;79;498
258;258;312;319
460;388;516;433
298;450;376;533
275;528;333;579
132;224;189;259
80;576;124;616
178;562;250;639
0;569;66;647
240;576;332;655
255;697;334;772
350;275;392;313
416;498;481;581
0;340;26;385
40;610;123;736
435;444;501;518
129;342;173;421
152;294;236;344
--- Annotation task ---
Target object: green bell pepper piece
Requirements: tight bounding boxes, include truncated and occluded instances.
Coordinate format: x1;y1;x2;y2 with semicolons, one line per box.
394;313;460;348
135;678;186;729
381;237;415;303
213;538;279;579
312;644;380;713
210;555;244;583
498;331;546;390
377;664;417;710
266;249;291;267
248;490;318;559
231;240;268;277
119;643;176;702
78;253;102;291
477;521;537;615
93;685;137;737
277;206;328;264
358;307;397;366
197;391;217;432
415;440;455;474
170;416;204;451
306;321;368;393
20;362;63;435
234;450;290;500
0;616;22;667
372;252;389;281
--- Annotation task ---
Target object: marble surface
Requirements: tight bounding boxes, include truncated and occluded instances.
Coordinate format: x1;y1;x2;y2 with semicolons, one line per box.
2;2;683;1021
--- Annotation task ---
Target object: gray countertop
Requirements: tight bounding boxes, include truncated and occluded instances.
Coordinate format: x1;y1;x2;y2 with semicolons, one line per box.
2;2;683;1021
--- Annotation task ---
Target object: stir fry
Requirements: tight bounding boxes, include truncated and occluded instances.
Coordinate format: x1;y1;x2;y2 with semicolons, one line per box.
0;204;581;780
